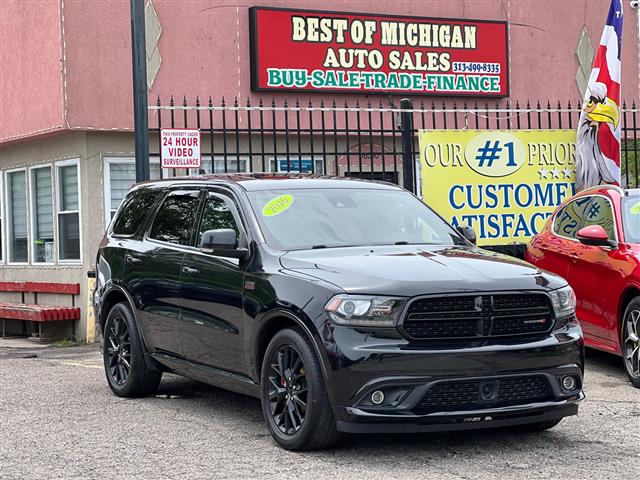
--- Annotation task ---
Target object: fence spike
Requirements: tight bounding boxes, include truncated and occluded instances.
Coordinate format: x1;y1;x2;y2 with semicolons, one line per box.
156;94;161;105
233;97;238;107
320;99;325;108
271;98;276;108
183;96;187;107
283;99;288;108
208;96;213;107
515;100;520;109
367;99;372;109
308;99;313;109
221;96;226;107
169;95;174;106
295;98;299;108
246;97;251;107
259;98;263;108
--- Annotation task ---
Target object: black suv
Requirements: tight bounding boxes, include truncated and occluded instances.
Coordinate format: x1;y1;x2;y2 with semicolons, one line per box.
94;175;584;450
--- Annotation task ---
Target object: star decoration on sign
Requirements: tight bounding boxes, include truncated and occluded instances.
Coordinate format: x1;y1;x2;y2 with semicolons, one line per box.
563;168;573;179
538;167;549;179
551;168;561;179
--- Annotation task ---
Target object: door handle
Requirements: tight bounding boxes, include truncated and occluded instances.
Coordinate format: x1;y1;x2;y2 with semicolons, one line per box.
126;254;142;265
182;266;200;275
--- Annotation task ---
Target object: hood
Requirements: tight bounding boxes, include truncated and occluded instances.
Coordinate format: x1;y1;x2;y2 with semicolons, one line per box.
280;245;566;297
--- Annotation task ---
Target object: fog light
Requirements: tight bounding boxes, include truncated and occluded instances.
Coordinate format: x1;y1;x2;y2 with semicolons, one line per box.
371;390;385;405
562;375;577;391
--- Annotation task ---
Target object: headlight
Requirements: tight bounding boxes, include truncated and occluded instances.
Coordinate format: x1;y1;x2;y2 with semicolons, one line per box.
549;285;576;318
325;295;406;327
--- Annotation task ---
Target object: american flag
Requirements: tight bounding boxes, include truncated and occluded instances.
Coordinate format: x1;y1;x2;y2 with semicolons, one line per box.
575;0;623;191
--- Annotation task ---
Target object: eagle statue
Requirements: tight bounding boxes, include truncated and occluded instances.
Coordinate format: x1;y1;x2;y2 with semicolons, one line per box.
575;82;620;191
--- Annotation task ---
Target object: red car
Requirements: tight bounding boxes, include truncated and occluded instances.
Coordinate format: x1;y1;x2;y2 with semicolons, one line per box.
526;185;640;388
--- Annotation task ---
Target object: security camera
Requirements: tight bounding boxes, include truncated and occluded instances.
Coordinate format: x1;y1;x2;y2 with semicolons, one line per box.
631;0;639;9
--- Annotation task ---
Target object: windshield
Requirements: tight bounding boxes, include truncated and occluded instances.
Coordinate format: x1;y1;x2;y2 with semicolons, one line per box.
247;188;465;250
622;196;640;243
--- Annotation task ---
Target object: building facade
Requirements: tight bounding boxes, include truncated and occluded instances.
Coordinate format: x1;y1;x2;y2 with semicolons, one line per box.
1;0;639;341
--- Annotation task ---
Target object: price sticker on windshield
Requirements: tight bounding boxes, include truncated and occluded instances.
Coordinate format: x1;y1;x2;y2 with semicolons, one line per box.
263;194;294;217
630;201;640;215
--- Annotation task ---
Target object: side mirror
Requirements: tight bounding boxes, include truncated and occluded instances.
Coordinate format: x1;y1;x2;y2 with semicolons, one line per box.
456;225;477;245
576;225;617;248
200;229;249;259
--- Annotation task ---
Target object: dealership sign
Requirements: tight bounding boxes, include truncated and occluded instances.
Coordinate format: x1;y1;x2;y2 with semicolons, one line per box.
249;7;508;96
419;130;577;246
160;129;201;168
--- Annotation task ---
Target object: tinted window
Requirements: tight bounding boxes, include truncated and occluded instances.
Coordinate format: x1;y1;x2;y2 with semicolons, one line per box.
553;195;615;240
197;193;240;246
112;189;162;236
149;192;201;245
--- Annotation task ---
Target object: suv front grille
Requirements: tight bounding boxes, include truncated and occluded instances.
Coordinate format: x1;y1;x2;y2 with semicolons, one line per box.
414;376;553;414
402;294;553;340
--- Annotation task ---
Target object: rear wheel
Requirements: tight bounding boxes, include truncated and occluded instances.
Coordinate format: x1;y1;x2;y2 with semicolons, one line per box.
103;302;161;397
260;328;339;451
622;297;640;388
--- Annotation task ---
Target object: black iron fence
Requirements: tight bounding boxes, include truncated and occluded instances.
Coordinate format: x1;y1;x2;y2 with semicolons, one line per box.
149;97;639;189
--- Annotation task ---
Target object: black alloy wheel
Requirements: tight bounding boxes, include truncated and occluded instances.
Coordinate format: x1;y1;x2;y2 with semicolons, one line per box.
623;297;640;388
267;345;308;435
260;328;339;450
102;302;162;397
106;314;132;386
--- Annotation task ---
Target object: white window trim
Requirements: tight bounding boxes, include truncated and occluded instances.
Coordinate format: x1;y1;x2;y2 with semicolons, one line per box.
56;158;82;265
0;170;4;265
103;156;161;227
4;167;30;266
188;154;250;176
268;156;325;175
28;164;55;265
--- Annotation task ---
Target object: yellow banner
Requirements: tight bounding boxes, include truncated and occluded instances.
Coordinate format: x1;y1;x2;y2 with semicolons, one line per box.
419;130;577;246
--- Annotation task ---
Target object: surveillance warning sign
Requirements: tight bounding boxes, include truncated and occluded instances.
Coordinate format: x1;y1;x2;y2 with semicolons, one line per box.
160;129;201;168
249;7;508;97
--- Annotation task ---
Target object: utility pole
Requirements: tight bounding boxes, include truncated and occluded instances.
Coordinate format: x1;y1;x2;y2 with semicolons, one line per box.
130;0;150;182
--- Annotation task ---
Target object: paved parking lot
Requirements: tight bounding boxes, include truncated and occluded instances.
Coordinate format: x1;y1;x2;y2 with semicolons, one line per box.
0;344;638;480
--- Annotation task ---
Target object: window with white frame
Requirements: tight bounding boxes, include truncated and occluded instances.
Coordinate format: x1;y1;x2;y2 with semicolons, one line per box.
0;171;3;263
6;169;29;263
104;157;161;225
30;166;55;263
269;157;324;175
189;155;249;176
57;161;81;261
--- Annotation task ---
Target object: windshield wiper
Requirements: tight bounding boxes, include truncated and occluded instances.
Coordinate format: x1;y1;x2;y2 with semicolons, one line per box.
311;244;328;249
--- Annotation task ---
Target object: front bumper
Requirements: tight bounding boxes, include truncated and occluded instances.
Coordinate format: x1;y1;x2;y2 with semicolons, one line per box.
322;322;584;432
337;400;581;434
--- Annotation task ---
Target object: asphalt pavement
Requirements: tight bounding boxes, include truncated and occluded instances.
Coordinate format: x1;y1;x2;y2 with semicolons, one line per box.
0;344;638;480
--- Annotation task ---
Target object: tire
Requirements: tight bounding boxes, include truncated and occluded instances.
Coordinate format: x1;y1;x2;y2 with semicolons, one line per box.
260;327;339;451
510;418;562;433
103;302;162;397
621;297;640;388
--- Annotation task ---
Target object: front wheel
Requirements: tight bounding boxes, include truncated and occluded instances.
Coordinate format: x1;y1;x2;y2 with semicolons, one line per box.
622;297;640;388
103;302;162;397
260;328;339;451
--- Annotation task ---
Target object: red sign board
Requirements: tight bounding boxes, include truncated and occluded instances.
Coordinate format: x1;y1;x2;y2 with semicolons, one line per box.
249;7;508;97
161;129;201;168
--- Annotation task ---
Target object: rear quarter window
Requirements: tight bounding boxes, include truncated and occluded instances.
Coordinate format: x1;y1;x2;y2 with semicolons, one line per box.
112;189;163;236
